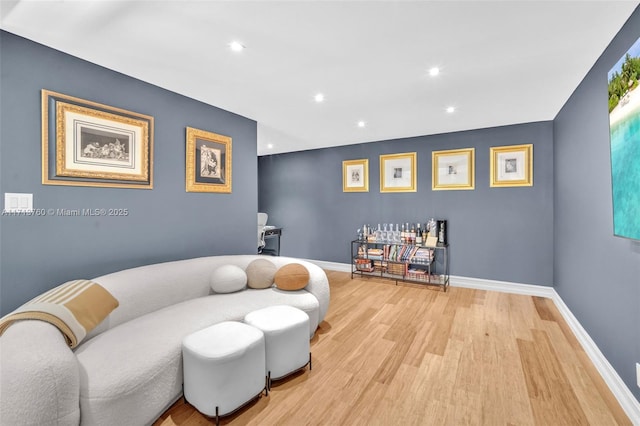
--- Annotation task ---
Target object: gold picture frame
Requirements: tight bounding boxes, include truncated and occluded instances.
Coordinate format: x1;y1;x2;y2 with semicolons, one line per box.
490;144;533;187
380;152;417;193
432;148;475;190
342;159;369;192
42;89;154;189
185;127;232;193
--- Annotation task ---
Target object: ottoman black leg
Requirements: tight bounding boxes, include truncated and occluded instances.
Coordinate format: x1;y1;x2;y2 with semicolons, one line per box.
265;373;270;396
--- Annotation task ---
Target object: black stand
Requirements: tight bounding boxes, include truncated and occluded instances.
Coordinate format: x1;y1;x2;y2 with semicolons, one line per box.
267;351;312;391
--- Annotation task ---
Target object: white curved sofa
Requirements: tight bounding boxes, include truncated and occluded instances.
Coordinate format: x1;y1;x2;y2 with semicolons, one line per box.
0;255;330;426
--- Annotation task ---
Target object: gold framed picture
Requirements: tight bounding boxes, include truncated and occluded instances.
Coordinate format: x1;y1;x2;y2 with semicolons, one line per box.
42;89;154;189
342;159;369;192
432;148;475;190
490;144;533;187
380;152;417;193
185;127;232;193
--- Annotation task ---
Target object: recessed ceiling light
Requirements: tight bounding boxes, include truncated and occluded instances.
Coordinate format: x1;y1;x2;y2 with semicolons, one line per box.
429;67;440;77
267;143;273;149
229;41;245;52
314;93;325;103
446;106;456;113
357;121;366;128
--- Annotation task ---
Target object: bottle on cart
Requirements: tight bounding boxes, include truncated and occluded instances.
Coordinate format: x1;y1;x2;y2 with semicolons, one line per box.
416;223;423;245
438;220;447;244
428;218;437;237
409;223;415;244
400;223;406;243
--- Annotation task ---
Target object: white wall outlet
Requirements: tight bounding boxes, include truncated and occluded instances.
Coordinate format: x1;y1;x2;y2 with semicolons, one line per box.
4;193;33;212
636;363;640;388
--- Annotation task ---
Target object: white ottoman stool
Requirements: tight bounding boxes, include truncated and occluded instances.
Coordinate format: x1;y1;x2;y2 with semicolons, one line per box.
244;305;311;389
182;321;267;426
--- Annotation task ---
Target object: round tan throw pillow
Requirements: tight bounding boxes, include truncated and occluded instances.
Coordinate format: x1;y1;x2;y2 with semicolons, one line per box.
246;258;277;289
210;264;247;293
274;263;310;291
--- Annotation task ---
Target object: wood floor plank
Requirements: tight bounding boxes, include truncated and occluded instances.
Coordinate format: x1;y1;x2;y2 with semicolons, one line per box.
154;272;631;426
518;329;591;425
375;326;416;384
432;311;458;355
533;295;556;321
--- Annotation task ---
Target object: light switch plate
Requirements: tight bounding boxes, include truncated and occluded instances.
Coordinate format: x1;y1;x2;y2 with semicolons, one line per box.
4;193;33;212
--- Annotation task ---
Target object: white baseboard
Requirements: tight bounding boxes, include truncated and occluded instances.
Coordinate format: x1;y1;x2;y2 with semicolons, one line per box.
309;260;640;422
550;291;640;424
449;275;556;298
306;259;352;273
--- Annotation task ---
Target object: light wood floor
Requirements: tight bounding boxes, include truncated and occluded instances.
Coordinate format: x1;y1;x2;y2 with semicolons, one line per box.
154;271;631;425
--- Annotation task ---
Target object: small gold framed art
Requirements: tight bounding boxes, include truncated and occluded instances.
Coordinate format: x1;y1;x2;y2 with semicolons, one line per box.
185;127;232;193
489;144;533;187
432;148;475;190
380;152;417;193
343;159;369;192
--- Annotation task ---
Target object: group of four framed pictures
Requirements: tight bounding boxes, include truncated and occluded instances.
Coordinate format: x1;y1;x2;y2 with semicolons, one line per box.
41;89;231;193
342;145;533;193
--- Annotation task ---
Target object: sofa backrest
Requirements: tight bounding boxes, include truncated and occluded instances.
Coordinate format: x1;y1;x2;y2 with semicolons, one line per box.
85;255;250;341
83;255;330;343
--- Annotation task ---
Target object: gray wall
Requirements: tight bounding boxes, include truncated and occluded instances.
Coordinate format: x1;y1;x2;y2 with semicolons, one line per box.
554;7;640;401
0;32;258;315
259;121;555;286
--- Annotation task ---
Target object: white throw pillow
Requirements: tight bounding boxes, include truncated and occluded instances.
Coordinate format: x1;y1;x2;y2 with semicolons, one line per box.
246;258;277;289
210;265;247;293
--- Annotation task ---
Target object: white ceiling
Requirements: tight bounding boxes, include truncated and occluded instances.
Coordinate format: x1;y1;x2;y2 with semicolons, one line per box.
1;1;638;155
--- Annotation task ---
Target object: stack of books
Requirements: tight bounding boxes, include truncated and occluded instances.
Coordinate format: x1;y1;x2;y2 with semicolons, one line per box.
407;268;428;281
366;248;384;261
410;247;434;264
383;245;434;263
354;258;374;272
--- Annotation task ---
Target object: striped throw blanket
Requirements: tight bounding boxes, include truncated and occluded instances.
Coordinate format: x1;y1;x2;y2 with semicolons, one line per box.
0;279;119;348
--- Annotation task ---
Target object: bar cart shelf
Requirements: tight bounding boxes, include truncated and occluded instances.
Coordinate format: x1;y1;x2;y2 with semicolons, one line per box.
350;240;450;291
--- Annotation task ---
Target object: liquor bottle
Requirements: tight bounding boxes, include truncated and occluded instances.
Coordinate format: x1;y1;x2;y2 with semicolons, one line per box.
409;223;415;244
438;221;446;244
400;223;406;243
416;223;423;245
405;223;410;244
428;218;437;237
